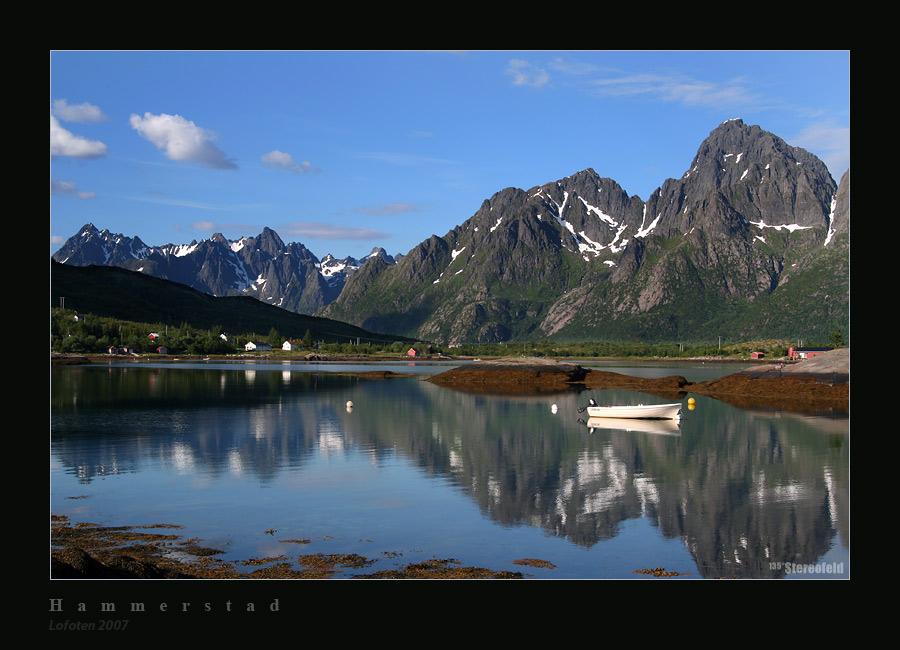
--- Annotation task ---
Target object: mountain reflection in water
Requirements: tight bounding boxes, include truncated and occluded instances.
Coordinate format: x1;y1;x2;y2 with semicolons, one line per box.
51;363;849;579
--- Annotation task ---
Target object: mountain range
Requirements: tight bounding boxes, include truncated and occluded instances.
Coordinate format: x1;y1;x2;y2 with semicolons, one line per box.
50;260;409;345
52;119;849;345
52;224;399;316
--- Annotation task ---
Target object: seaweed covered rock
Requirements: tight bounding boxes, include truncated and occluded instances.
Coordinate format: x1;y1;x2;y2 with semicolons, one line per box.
427;357;587;393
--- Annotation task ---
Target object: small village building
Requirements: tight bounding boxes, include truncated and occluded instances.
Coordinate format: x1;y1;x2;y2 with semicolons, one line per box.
108;345;135;355
407;348;418;357
245;341;272;352
283;340;302;351
156;346;168;355
788;347;833;360
751;352;765;359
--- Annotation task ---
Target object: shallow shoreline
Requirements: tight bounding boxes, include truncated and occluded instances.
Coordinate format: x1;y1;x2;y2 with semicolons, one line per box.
50;352;770;366
53;350;849;414
50;515;533;579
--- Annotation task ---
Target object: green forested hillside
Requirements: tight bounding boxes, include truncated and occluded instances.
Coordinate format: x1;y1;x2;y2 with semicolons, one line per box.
50;261;411;350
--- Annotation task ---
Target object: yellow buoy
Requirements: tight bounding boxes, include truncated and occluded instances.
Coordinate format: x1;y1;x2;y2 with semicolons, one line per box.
687;397;695;405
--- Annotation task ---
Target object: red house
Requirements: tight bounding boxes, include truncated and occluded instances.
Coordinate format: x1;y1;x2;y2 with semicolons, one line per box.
788;347;833;360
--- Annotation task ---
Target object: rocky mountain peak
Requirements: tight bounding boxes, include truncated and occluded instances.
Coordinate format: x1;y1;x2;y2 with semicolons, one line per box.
52;225;397;315
322;120;848;344
254;226;287;257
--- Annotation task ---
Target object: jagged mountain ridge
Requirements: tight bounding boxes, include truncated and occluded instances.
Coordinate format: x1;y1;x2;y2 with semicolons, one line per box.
52;119;849;344
52;225;398;316
320;119;849;344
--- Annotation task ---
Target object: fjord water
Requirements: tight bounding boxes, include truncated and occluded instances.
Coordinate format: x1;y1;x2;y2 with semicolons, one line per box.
50;362;849;579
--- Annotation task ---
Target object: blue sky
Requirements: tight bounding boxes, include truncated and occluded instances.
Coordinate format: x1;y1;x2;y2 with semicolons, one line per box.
50;50;850;261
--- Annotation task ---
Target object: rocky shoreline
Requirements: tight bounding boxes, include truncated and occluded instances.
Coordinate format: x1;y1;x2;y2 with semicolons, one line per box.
50;515;531;579
53;349;850;414
427;350;849;414
50;514;689;580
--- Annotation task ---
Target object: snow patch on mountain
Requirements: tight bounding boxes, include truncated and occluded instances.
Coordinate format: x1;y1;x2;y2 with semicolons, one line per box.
825;194;837;247
433;246;468;284
536;190;631;258
748;220;811;233
172;243;199;258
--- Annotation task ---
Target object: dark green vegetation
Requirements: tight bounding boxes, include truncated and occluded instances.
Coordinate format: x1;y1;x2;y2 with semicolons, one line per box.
51;261;411;355
51;300;839;359
50;260;845;358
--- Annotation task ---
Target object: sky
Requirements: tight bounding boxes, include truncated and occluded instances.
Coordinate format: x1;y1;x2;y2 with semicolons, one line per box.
50;50;850;262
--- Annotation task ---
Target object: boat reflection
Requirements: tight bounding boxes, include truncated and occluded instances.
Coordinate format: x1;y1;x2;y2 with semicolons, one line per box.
583;416;682;436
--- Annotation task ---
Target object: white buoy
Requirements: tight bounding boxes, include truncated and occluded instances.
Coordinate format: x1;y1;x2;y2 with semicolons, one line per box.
551;404;558;414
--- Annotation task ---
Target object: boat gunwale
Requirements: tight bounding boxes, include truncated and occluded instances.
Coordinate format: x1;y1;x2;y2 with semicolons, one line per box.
586;402;683;420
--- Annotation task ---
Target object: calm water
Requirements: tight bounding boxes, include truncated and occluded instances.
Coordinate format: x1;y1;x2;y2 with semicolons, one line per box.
50;361;849;579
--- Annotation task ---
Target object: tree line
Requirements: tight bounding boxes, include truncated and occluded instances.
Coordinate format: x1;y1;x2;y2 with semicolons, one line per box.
50;308;845;359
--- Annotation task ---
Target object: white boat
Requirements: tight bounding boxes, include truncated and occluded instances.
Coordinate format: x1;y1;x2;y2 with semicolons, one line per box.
585;402;682;420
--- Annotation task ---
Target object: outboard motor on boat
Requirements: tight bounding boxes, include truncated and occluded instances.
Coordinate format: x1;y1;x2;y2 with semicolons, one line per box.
577;398;598;413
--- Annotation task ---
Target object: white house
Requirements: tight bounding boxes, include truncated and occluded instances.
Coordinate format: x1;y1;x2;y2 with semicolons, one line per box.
283;340;302;351
245;341;272;352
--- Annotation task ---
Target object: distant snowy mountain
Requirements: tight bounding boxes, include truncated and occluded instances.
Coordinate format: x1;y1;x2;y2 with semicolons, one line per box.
319;248;396;287
52;225;398;316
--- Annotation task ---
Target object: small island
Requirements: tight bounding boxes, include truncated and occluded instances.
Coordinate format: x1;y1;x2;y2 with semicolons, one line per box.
428;349;849;414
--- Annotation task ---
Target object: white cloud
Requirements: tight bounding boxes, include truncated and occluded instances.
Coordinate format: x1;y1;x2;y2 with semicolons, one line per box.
52;99;109;124
355;202;418;216
585;72;761;109
51;179;96;199
127;192;263;211
281;221;391;240
129;112;237;169
510;56;765;111
261;150;320;174
506;59;550;88
50;115;108;159
189;221;265;234
792;121;850;178
187;220;391;241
